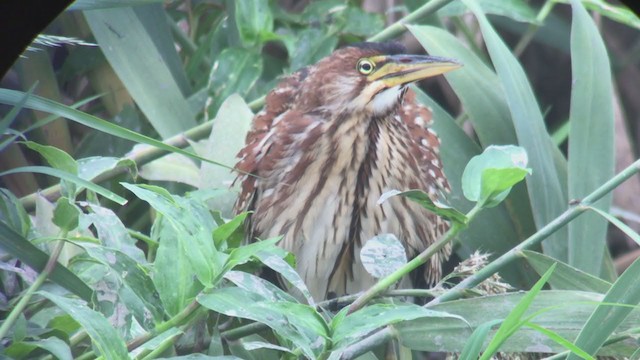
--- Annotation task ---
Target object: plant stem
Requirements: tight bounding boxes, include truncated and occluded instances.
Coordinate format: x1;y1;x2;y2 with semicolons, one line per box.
513;0;556;57
339;158;640;359
0;237;66;340
368;0;456;42
347;204;482;314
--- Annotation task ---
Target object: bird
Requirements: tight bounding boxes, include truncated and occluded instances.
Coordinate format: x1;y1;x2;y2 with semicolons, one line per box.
233;42;461;300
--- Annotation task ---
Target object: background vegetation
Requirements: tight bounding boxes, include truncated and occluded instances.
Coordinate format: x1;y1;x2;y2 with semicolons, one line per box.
0;0;639;359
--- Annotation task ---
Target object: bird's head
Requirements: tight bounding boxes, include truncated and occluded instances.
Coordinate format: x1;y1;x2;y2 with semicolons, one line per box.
297;42;461;116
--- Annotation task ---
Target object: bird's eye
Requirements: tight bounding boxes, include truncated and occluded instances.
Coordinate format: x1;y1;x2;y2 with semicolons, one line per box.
357;59;375;75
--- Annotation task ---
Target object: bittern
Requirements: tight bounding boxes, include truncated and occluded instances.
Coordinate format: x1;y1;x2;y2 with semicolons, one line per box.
234;42;461;300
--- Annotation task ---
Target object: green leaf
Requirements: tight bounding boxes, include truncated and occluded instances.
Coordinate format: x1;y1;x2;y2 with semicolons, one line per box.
82;202;145;261
0;89;234;170
378;189;468;225
212;212;248;250
524;322;594;360
224;270;296;303
458;319;502;360
0;188;31;237
221;237;281;277
52;197;80;232
462;145;531;208
234;0;274;46
139;153;200;187
0;84;35;144
198;287;327;359
84;4;195;138
566;0;615;276
568;257;640;359
331;303;466;351
254;249;315;306
122;183;222;287
198;94;254;217
5;337;73;360
554;0;640;30
480;263;556;359
0;221;92;301
589;207;640;247
462;0;569;261
359;234;408;279
438;0;539;24
23;141;77;174
207;48;263;116
398;290;639;354
519;250;612;294
0;166;127;205
289;28;338;71
38;291;128;360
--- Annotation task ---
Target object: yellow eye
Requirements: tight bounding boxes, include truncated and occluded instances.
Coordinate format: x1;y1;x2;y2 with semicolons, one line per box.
357;59;375;75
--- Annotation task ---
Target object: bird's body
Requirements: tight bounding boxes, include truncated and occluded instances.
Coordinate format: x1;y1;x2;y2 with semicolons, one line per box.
234;42;459;300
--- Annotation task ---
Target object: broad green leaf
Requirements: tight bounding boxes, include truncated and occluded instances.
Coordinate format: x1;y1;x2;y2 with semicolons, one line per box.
0;166;126;205
462;0;569;261
331;303;466;351
0;89;235;170
77;156;137;182
122;183;222;287
566;0;615;276
83;245;164;326
221;237;281;277
0;221;92;301
198;94;253;217
289;28;338;71
378;189;467;225
152;216;202;316
438;0;539;24
128;327;182;358
481;264;556;359
224;270;296;303
4;337;73;360
81;202;145;261
198;287;327;359
84;4;195;138
398;290;640;354
52;197;80;232
254;249;315;306
360;234;408;279
207;48;263;116
519;250;612;294
23;141;77;174
462;145;531;208
568;257;640;359
39;291;128;359
159;355;241;360
139;153;200;187
234;0;274;46
212;212;248;250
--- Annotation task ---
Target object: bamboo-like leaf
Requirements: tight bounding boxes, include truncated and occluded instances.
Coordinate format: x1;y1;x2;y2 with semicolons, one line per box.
568;259;640;359
519;250;612;294
0;222;93;301
462;0;569;262
0;89;235;170
566;0;615;276
589;207;640;246
84;4;195;138
0;166;126;205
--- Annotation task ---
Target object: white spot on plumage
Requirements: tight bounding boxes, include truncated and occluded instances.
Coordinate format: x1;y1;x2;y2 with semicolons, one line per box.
414;116;425;127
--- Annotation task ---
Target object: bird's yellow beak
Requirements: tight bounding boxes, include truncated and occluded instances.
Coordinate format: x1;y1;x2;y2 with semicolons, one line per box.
368;54;462;88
